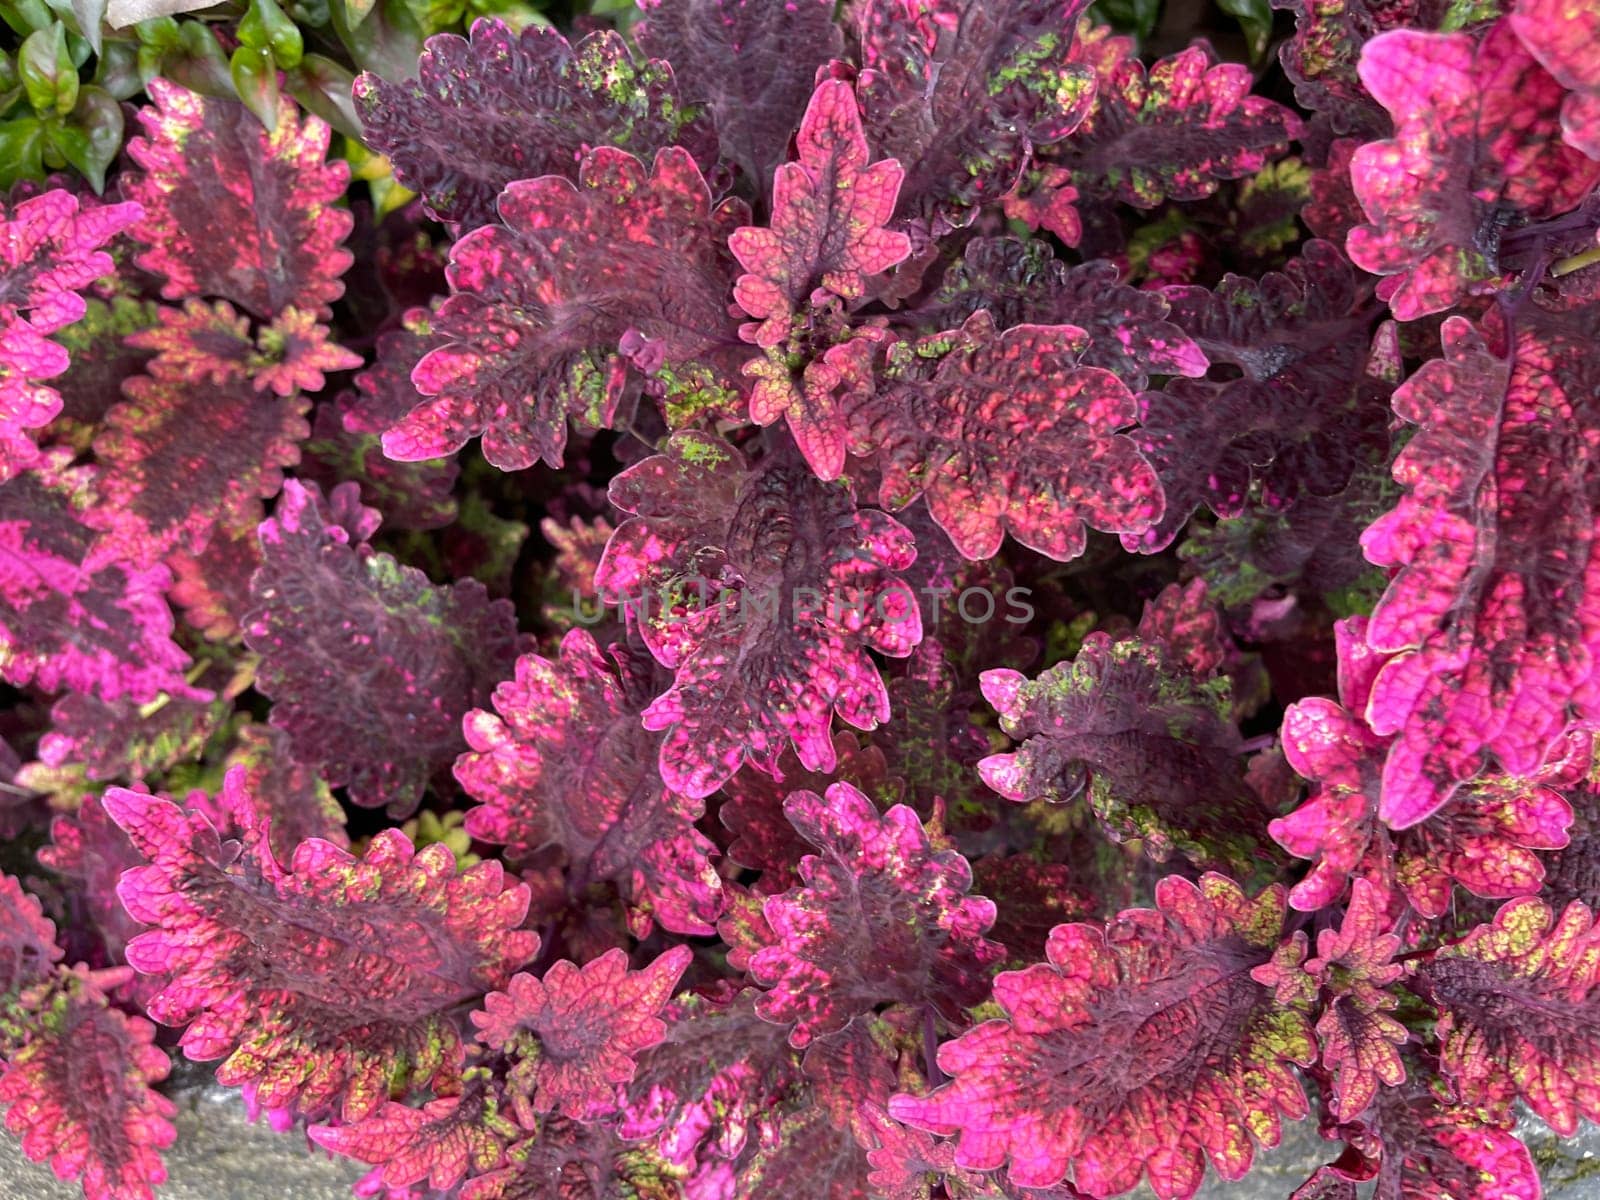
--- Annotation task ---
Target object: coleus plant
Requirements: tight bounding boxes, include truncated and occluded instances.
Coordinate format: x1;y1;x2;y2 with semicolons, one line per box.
2;0;1600;1198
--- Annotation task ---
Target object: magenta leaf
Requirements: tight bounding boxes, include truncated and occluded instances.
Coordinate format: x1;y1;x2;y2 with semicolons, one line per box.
0;871;62;996
125;80;354;320
1509;0;1600;160
92;339;312;560
40;794;168;976
1318;1065;1542;1200
103;786;539;1121
889;874;1315;1195
634;0;843;201
471;945;691;1123
244;479;518;815
1272;0;1451;137
164;506;262;644
216;729;349;864
1361;309;1600;829
1419;896;1600;1134
1304;879;1409;1122
853;0;1097;238
0;458;192;704
800;1010;908;1128
732;1103;873;1200
718;731;895;886
0;189;142;479
0;189;142;338
854;311;1163;560
354;19;717;231
740;782;1002;1047
386;146;749;472
857;1100;958;1200
729;79;912;352
307;1072;516;1191
979;630;1263;869
1347;22;1600;320
594;431;922;798
619;987;801;1171
0;967;176;1200
1273;621;1586;918
25;670;227;791
926;236;1209;390
455;630;723;934
458;1116;679;1200
1040;43;1302;216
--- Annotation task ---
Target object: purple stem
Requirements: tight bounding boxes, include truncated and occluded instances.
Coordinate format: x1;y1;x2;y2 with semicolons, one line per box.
922;1005;947;1086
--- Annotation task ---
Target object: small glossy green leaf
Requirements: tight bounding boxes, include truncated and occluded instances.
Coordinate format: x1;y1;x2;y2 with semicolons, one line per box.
285;53;359;139
0;0;56;37
93;38;142;97
342;0;374;29
49;83;121;189
20;22;78;115
238;0;302;68
69;0;104;51
159;19;233;96
229;43;280;130
1090;0;1160;39
1217;0;1273;63
0;113;46;185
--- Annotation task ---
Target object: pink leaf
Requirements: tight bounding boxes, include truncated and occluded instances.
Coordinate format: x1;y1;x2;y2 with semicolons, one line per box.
594;431;922;798
387;146;748;471
1361;309;1600;828
729;79;912;350
889;874;1315;1196
1509;0;1600;159
307;1074;514;1191
471;945;691;1123
0;456;192;703
455;630;723;935
1347;22;1600;319
243;479;519;816
125;80;353;319
0;968;176;1200
104;786;538;1121
741;782;1001;1047
354;19;717;230
1420;896;1600;1135
855;311;1163;561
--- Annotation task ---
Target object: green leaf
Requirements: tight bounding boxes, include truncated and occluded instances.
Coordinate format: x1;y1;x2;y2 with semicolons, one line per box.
330;0;421;81
19;22;77;115
47;82;121;189
1216;0;1273;62
238;0;303;68
0;0;57;37
285;52;359;139
0;113;46;185
341;0;374;30
229;43;280;130
93;38;142;98
69;0;104;52
156;19;233;97
1089;0;1160;39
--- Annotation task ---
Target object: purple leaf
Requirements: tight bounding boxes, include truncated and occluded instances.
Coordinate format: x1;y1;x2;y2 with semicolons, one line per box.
243;479;519;815
386;146;749;471
635;0;842;202
594;431;922;798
